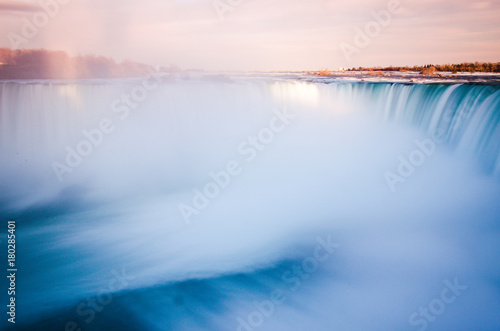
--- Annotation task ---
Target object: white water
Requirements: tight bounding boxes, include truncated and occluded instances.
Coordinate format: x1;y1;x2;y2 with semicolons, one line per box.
0;77;499;330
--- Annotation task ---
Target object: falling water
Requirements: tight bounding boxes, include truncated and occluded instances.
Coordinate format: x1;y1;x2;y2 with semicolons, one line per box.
0;76;499;330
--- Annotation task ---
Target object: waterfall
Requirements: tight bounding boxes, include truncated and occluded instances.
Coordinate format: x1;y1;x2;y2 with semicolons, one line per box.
1;81;498;168
1;77;499;331
322;83;500;174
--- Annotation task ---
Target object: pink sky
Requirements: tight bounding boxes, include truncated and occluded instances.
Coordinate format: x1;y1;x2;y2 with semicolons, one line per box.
1;0;499;70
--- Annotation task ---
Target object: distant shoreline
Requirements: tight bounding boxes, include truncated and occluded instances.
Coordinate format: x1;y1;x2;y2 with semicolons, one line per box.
1;70;499;87
1;47;499;81
0;48;159;80
311;63;500;76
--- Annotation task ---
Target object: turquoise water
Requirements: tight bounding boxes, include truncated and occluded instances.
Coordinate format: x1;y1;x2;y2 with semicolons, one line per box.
1;77;499;330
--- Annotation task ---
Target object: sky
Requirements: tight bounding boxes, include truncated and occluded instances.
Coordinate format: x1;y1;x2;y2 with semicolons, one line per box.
0;0;499;71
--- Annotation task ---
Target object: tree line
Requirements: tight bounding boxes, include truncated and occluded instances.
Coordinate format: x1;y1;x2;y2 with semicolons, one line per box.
349;62;500;73
0;48;153;79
